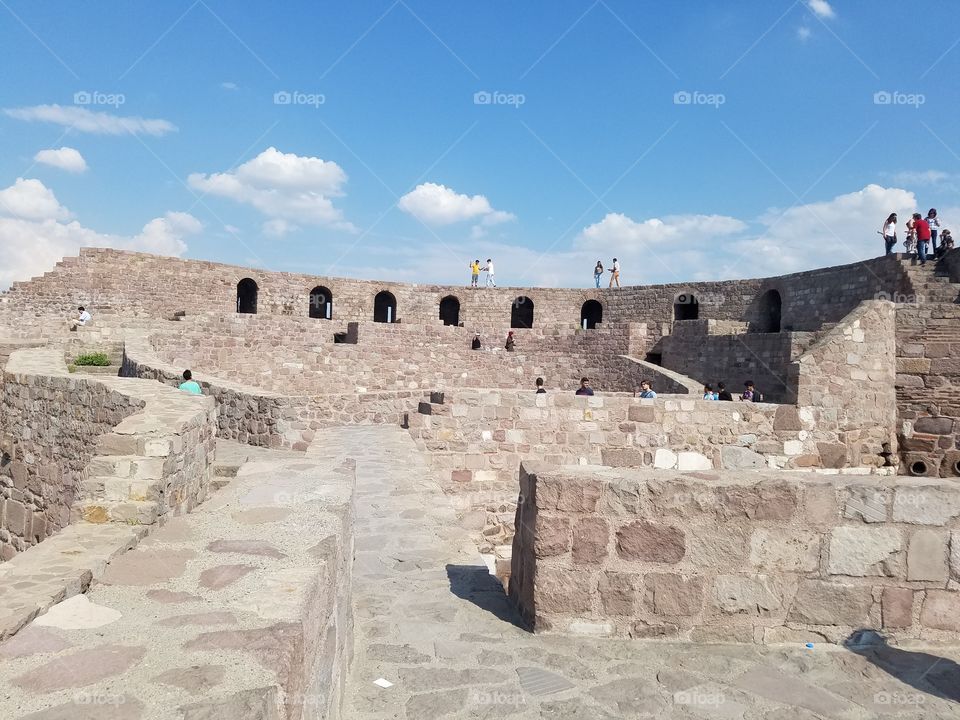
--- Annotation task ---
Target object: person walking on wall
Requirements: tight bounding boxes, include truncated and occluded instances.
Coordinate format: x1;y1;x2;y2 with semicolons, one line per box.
504;331;515;351
927;209;941;254
880;213;898;256
608;258;621;288
469;259;480;288
912;213;932;265
593;260;604;288
483;258;496;287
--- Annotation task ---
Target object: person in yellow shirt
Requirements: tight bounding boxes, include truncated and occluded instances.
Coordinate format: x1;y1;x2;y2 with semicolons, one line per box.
469;259;480;287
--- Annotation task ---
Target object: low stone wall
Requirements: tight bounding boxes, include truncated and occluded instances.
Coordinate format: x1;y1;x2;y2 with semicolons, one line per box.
1;346;217;561
1;350;143;559
510;462;960;644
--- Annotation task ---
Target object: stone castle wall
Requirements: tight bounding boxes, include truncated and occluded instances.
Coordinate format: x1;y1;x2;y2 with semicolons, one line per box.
510;463;960;644
894;303;960;478
661;320;816;402
2;247;915;335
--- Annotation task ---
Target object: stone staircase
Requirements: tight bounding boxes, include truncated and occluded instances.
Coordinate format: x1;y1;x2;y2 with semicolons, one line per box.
897;254;959;304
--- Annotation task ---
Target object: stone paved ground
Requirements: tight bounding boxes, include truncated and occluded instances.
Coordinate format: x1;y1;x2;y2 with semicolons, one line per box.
333;426;960;720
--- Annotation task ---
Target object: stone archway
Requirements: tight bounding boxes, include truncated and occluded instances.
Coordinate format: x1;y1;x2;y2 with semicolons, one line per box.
511;296;534;329
581;299;603;329
673;292;699;321
309;286;333;319
439;295;460;326
374;291;397;323
237;278;258;314
756;289;782;333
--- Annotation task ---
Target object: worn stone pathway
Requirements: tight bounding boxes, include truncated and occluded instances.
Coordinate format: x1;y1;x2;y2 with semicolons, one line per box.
332;426;960;720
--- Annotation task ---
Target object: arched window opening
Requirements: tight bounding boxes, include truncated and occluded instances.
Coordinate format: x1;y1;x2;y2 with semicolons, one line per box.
673;292;699;321
511;296;534;329
373;291;397;323
756;289;782;333
580;299;603;329
439;295;460;326
237;278;258;314
309;286;333;319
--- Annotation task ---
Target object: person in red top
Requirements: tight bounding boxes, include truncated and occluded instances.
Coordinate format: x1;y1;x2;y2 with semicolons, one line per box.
912;212;931;265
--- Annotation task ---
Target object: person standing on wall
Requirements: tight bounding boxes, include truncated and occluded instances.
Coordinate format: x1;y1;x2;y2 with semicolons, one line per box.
880;213;898;256
469;259;480;287
927;209;940;255
505;331;515;351
912;213;932;266
484;258;496;287
593;260;604;288
608;257;621;288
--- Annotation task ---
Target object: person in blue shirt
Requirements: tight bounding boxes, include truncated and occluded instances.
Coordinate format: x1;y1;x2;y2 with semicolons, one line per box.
638;380;657;398
178;369;202;395
703;384;718;400
575;377;594;396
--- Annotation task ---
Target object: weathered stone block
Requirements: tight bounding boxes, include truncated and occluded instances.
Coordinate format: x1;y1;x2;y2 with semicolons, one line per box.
907;529;948;582
817;442;848;469
881;587;913;629
628;405;655;423
721;482;798;521
535;516;570;558
842;486;888;523
599;571;638;615
787;580;873;626
676;452;712;472
914;416;954;435
892;487;960;525
713;574;782;616
827;526;901;577
773;405;803;431
720;445;766;470
644;573;704;616
750;528;820;572
535;569;593;614
616;521;685;563
572;518;608;564
920;590;960;631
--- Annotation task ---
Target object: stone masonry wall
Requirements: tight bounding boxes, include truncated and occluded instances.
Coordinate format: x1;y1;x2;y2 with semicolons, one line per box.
661;320;816;403
510;462;960;644
894;303;960;478
2;248;915;336
0;354;144;559
790;300;898;471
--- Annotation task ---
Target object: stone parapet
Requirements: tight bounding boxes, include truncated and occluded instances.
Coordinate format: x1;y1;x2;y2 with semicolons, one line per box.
510;462;960;644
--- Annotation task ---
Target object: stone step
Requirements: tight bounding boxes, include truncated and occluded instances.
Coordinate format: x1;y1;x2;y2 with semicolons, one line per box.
81;476;163;504
74;498;160;525
84;455;167;480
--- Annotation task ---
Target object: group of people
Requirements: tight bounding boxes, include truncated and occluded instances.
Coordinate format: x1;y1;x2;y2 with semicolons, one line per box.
702;380;762;402
564;377;656;397
468;259;496;287
881;209;953;265
593;259;621;288
471;330;515;351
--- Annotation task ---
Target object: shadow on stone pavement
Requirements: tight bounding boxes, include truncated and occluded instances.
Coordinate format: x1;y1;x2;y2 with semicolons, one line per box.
446;564;528;630
845;629;960;705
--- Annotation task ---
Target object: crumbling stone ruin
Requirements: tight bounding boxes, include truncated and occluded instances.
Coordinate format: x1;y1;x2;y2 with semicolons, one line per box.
0;247;959;717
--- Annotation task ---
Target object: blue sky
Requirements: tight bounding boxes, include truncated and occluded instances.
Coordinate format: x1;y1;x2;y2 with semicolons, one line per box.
1;0;959;289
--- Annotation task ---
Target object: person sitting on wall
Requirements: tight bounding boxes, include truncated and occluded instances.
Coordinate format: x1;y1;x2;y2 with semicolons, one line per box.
536;377;546;394
638;379;657;398
178;369;202;395
937;229;954;259
471;332;482;350
575;377;594;396
741;381;763;402
703;384;717;400
717;382;733;401
69;306;91;330
505;331;515;351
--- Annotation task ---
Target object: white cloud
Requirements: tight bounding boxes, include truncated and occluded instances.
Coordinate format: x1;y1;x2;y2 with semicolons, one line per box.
578;212;746;251
885;170;954;188
4;104;176;136
188;147;355;232
0;177;72;221
221;82;238;91
262;218;296;237
398;183;516;229
0;178;200;289
797;26;812;41
33;147;88;173
807;0;835;19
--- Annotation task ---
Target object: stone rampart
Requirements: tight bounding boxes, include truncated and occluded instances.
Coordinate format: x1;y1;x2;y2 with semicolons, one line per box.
510;462;960;644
